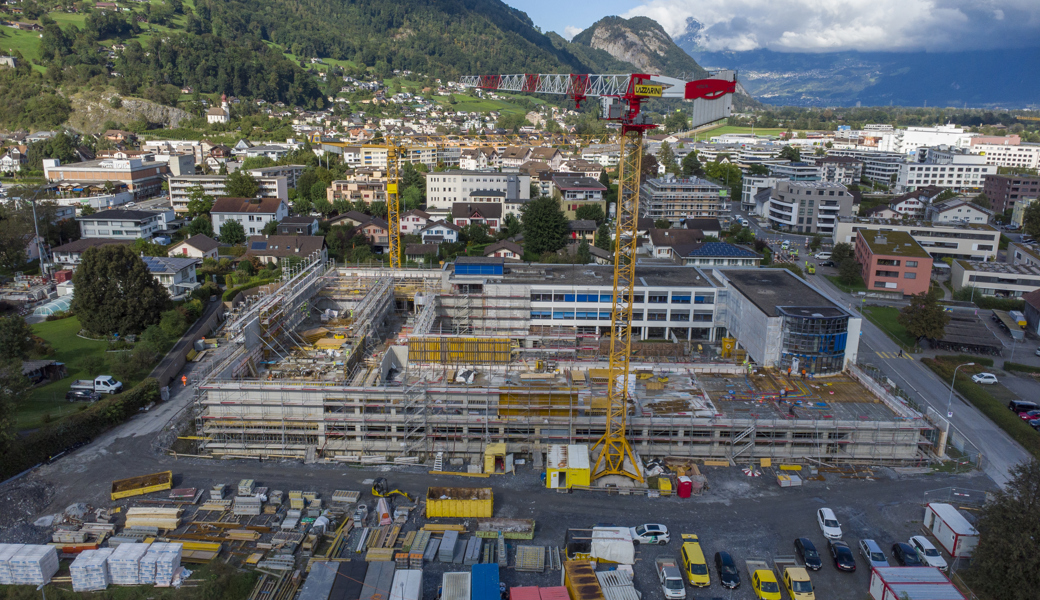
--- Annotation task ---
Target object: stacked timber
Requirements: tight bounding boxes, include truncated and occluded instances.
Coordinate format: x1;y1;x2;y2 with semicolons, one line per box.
124;507;182;530
70;548;114;591
6;545;59;585
52;530;89;544
108;542;150;585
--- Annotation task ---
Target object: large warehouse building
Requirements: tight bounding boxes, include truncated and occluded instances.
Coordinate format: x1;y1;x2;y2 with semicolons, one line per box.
190;255;929;468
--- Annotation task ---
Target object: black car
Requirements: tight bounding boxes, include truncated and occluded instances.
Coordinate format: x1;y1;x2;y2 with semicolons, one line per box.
794;537;823;570
891;543;924;567
1009;400;1040;414
65;389;99;402
820;261;836;268
714;551;741;589
829;540;856;572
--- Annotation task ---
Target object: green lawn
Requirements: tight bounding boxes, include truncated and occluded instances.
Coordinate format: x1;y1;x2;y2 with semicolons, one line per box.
861;305;917;350
0;27;45;67
694;125;793;138
21;317;140;430
46;12;88;28
825;274;868;294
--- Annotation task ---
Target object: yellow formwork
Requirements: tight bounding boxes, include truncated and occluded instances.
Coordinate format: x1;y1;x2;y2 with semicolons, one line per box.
408;337;511;365
498;387;581;417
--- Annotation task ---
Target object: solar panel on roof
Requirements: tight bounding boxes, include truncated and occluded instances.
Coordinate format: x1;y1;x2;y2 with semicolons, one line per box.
250;242;267;250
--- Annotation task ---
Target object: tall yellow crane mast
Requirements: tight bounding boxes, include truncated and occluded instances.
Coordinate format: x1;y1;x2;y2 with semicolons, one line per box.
386;139;402;269
461;71;738;481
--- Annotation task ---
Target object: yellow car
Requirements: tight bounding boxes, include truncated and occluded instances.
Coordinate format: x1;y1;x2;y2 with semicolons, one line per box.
783;567;815;600
680;534;710;587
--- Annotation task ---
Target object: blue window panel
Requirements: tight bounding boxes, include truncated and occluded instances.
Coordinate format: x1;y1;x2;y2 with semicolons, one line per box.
553;311;566;319
600;311;612;319
671;295;692;304
564;294;576;302
564;312;575;319
600;294;612;302
694;295;713;304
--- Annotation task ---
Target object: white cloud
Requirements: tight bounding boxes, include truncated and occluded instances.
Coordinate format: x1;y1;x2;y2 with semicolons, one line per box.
622;0;1040;52
563;25;583;40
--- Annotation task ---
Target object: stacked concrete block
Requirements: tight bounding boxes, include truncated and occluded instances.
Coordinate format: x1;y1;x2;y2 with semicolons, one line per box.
71;548;115;592
8;545;59;585
155;543;183;586
108;542;150;585
0;544;25;585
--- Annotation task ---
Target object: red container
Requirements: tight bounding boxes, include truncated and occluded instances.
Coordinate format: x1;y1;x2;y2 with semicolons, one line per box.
677;476;693;498
54;269;73;283
512;587;541;600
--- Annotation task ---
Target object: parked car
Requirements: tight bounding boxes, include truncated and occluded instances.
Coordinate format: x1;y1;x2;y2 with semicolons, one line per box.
1019;410;1040;421
814;252;832;260
1010;400;1040;414
858;539;889;568
714;551;741;589
909;536;948;571
631;523;670;545
820;261;836;268
891;543;924;566
1035;347;1040;357
971;373;998;385
794;537;823;571
817;508;843;539
65;389;100;402
828;540;856;572
1029;418;1040;431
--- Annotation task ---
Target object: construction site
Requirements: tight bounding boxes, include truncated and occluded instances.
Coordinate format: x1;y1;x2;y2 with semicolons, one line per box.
187;251;934;474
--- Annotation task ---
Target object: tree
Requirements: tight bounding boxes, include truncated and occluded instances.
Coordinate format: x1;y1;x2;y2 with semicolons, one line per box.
71;245;170;335
575;204;605;224
0;359;31;450
225;170;260;198
748;163;770;176
499;214;522;239
1023;201;1040;239
778;146;801;162
968;459;1040;600
898;287;950;341
831;242;854;264
0;315;33;361
663;110;689;134
641;154;659;180
808;234;823;252
313;197;334;217
577;239;592;264
184;184;214;218
521;196;567;256
594;223;611;251
733;227;755;244
219;220;246;244
159;309;188;339
971;192;992;210
838;259;861;285
262;220;279;235
187;215;214;238
460;223;492;246
681;151;704;178
657;142;676;173
654;219;671;229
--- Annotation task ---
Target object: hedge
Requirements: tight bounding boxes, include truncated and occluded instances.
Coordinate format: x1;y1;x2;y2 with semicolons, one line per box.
0;379;161;479
221;278;277;301
922;357;1040;460
1004;361;1040;374
944;354;994;368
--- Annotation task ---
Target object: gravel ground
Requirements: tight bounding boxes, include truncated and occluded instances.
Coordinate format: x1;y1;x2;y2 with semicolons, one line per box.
0;428;996;600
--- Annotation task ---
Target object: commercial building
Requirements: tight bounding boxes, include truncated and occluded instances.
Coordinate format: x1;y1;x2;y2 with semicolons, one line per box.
210;197;289;236
896;147;995;193
552;176;607;220
77;209;168;240
43;158;169;199
854;231;933;295
970;135;1040;171
425;170;530;211
983;174;1040;213
640;176;723;225
878;124;975;154
168;174;289;214
768;162;821;181
831;219;999;262
765;181;853;235
951;260;1040;298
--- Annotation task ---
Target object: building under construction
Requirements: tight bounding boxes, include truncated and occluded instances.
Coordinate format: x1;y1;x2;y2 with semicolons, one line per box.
190;253;933;468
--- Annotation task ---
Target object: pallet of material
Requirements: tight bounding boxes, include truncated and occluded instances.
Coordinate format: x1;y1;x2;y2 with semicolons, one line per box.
199;499;233;512
108;542;150;585
421;539;440;565
4;545;60;585
169;488;197;500
227;529;261;541
210;484;226;500
438;531;459;563
514;546;545;572
70;548;114;591
82;523;117;535
257;557;295;571
331;490;361;505
238;479;255;496
365;548;395;562
52;530;89;544
475;519;536;539
125;508;182;530
182;550;219;564
233;496;262;516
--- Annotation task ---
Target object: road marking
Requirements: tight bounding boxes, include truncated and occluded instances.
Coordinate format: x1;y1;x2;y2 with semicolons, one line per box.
875;351;913;360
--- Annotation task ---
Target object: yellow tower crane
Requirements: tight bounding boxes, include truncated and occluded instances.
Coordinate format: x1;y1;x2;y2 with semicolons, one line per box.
459;72;737;481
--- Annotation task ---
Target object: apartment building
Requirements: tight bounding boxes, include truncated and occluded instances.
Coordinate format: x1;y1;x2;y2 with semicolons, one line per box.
640;176;723;226
741;175;781;212
43;158;169;199
765;181;853;235
168;174;289;214
854;231;933;295
925;198;992;225
425;170;530;210
831;219;999;262
878;124;975;154
210;197;289;236
970;135;1040;170
552;176;607;220
768;162;821;181
77;209;169;240
983;174;1040;213
247;165;306;189
896;147;995;193
951;260;1040;298
827;149;904;185
814;156;863;185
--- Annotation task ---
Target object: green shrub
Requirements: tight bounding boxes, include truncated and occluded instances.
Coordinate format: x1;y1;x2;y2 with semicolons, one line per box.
943;354;994;367
221;277;277;301
159;309;188;338
1004;362;1040;374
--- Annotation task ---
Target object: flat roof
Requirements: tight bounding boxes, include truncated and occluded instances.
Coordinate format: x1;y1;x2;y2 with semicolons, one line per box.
493;263;718;288
722;269;843;318
955;260;1040;276
859;230;931;259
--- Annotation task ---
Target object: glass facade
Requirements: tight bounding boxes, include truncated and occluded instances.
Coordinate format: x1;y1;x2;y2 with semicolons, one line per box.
777;307;849;375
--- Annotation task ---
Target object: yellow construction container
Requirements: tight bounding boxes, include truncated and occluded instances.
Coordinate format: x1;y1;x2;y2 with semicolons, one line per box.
483;443;511;474
425;487;493;518
545;445;591;489
110;471;173;500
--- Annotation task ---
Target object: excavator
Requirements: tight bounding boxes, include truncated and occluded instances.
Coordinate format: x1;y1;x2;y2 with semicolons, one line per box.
371;477;414;502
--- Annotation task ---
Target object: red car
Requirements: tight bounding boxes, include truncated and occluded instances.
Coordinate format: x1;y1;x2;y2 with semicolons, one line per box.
1020;410;1040;421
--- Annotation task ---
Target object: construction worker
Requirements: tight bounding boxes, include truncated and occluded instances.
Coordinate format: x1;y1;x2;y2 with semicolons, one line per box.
181;375;188;386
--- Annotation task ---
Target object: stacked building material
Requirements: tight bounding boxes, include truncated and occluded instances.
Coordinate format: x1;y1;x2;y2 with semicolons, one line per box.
154;543;182;586
438;531;458;563
299;561;338;600
0;544;23;585
233;496;262;516
124;507;181;530
238;479;255;496
210;484;226;500
52;529;89;543
108;542;150;585
70;548;114;592
9;545;60;585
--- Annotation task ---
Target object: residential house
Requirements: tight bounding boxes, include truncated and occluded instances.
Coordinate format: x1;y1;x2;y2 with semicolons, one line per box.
926;198;992;224
360;218;391;250
405;243;439;263
863;204;900;219
244;235;326;264
566;220;597;244
399;209;430;233
528;147;563;170
483;240;523;260
50;238;128;269
143;256;200;300
552;175;607;220
558;158;603;180
418;220;460;244
327;210;371;228
276;216;320;236
452;203;502;231
77;209;167;240
210;197;289;236
644;228;705;259
167;234;219;259
103;130;137;144
459;147;498;170
0;145;27;173
679;218;723;238
499;146;533;168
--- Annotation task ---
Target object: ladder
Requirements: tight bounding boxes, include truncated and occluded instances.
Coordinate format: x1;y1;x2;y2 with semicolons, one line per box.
433;451;444;472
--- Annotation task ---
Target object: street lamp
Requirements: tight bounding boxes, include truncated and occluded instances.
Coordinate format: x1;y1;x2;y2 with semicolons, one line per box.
946;362;974;419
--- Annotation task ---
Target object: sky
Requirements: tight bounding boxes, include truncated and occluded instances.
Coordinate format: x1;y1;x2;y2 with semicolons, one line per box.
506;0;1040;52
